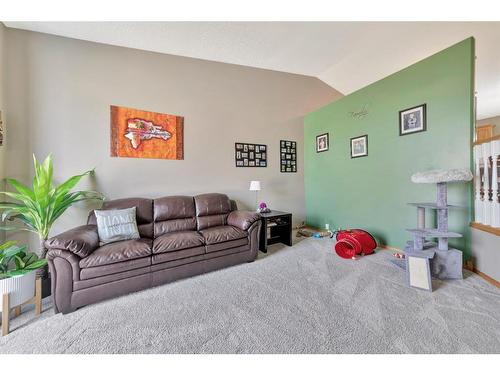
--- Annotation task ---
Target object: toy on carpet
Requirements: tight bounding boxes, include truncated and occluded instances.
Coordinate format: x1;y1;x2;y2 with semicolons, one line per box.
297;227;333;238
392;168;473;290
334;229;377;259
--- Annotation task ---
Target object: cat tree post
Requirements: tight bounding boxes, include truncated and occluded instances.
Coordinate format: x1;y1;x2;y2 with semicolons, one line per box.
436;182;448;251
417;207;425;229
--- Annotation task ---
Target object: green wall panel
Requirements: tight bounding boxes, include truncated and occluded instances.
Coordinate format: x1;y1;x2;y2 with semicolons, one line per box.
304;38;474;257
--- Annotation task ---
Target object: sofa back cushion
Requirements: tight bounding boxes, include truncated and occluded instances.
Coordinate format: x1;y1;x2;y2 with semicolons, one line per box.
194;193;232;230
88;198;154;238
153;196;196;237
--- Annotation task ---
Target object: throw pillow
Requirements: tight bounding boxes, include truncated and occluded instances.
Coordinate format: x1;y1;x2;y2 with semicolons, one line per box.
94;207;140;245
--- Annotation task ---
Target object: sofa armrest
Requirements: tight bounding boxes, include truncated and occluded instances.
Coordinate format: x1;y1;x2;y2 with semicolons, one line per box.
47;248;81;314
227;210;261;231
45;225;99;258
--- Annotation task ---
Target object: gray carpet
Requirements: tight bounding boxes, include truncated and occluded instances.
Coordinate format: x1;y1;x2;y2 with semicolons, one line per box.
1;238;499;354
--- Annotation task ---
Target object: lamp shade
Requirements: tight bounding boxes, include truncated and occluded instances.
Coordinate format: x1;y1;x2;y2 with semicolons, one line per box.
249;180;261;191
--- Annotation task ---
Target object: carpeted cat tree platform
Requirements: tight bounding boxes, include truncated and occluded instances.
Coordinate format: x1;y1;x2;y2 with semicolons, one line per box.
395;169;473;281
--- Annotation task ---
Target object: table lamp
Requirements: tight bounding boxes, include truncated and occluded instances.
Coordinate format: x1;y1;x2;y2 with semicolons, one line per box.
249;180;261;211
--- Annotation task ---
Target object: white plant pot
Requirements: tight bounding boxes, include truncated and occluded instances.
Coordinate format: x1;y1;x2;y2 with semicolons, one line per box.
0;271;36;311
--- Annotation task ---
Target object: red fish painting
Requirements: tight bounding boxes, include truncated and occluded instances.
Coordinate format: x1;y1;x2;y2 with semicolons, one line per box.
110;105;184;160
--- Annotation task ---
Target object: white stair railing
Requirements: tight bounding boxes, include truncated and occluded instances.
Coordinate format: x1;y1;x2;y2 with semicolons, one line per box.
473;139;500;228
491;140;500;227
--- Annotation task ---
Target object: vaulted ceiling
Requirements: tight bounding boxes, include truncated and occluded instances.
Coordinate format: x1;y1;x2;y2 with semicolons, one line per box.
5;22;500;119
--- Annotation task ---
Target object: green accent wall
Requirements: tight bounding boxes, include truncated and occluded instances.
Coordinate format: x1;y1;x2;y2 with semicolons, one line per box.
304;38;475;257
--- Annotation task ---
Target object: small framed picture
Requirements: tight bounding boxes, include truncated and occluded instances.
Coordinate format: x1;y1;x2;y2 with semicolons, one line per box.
406;253;433;292
316;133;329;153
350;135;368;158
399;104;426;136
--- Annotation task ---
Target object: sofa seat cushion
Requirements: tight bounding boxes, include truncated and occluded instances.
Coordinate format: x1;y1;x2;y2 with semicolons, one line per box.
80;257;151;280
79;238;153;269
152;246;205;265
206;238;248;253
199;225;247;245
153;231;205;254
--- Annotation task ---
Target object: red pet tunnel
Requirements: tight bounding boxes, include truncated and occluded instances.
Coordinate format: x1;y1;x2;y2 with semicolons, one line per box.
335;229;377;259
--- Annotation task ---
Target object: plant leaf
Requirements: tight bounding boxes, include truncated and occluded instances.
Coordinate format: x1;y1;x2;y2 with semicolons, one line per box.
14;255;26;269
23;259;47;270
0;240;17;252
53;170;93;200
4;178;35;200
3;245;26;258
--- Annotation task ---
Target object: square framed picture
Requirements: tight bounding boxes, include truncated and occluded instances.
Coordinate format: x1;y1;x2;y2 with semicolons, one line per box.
316;133;329;153
350;135;368;158
399;104;426;136
406;254;433;292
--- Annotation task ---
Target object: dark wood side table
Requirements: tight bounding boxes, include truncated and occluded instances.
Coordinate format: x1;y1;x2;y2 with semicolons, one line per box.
259;210;292;253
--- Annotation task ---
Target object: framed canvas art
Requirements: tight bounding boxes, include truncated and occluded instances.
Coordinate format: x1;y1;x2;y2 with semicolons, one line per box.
0;111;3;146
350;135;368;158
399;104;426;136
110;105;184;159
316;133;329;153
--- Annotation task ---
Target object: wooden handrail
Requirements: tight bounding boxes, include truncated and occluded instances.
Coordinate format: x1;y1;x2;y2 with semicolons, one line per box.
470;221;500;236
472;134;500;146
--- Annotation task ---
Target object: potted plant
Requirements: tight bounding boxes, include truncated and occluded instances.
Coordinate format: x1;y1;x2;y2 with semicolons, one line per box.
0;154;103;283
0;241;47;313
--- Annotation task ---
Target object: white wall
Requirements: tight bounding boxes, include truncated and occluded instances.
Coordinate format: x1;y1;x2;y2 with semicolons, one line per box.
4;27;341;250
471;229;500;281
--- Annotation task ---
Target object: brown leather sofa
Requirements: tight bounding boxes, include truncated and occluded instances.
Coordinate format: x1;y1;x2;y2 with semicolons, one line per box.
45;193;261;314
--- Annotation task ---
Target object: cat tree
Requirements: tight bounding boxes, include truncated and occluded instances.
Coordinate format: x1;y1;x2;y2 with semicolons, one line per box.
402;169;473;280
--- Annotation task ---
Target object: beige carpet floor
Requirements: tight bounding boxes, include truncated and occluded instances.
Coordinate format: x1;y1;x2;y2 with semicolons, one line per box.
1;238;499;353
